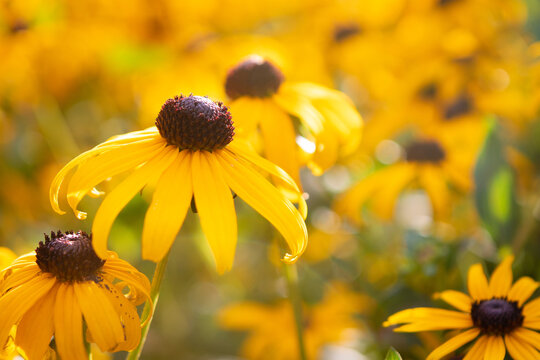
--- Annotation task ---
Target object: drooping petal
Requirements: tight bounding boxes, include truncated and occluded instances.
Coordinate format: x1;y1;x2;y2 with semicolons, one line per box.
67;137;165;220
102;257;151;307
488;256;514;298
419;165;451;219
507;277;539;307
483;335;506;360
505;333;540;360
426;328;480;360
371;164;415;220
0;263;40;294
273;84;324;135
468;263;490;301
0;274;55;346
142;150;193;262
192;151;237;274
511;328;540;349
384;307;473;332
463;336;488;360
217;150;307;263
92;147;178;259
73;281;124;351
434;290;473;313
16;284;58;360
54;283;87;360
97;278;142;351
259;99;302;187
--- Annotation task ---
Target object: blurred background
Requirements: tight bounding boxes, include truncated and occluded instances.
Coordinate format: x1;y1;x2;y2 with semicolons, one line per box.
1;0;539;359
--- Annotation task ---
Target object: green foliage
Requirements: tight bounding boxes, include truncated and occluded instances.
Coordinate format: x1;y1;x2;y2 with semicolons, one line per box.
385;347;403;360
474;119;520;244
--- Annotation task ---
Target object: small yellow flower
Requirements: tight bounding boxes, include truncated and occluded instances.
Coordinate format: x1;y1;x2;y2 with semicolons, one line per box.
50;95;307;273
0;231;150;360
384;256;540;360
225;55;362;185
219;283;371;360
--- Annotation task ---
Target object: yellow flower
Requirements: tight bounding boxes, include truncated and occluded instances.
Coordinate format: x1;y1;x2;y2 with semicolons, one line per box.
0;231;150;360
50;95;307;274
219;283;371;360
225;55;362;185
335;120;485;224
384;256;540;360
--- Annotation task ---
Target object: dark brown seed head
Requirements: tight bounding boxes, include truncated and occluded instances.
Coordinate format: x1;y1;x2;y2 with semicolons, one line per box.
405;140;446;163
155;95;235;151
443;95;473;120
225;56;284;100
35;231;105;283
471;298;524;336
333;23;362;43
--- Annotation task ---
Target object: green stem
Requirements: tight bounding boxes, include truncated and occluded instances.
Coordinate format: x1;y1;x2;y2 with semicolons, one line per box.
283;263;307;360
127;251;171;360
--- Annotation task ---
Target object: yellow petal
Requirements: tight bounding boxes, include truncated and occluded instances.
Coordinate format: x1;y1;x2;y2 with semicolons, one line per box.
523;318;540;330
463;336;488;360
507;277;539;307
73;281;124;351
228;97;264;136
483;335;506;360
372;164;415;220
419;165;450;219
192;151;237;274
384;307;472;331
142;150;193;262
426;328;480;360
219;302;271;330
468;263;490;301
97;278;142;351
0;264;40;294
54;283;87;360
92;147;178;259
0;274;55;346
101;259;151;307
489;256;514;298
505;333;540;360
217;150;307;263
523;297;540;320
273;83;324;135
16;284;58;360
67;137;165;219
259;100;302;187
434;290;472;313
512;327;540;349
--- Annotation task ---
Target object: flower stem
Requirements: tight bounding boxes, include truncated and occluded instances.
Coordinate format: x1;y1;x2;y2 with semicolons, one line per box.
283;262;307;360
127;251;171;360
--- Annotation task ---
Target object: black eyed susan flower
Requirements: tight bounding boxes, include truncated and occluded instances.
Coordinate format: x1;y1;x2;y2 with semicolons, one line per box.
0;231;150;360
384;256;540;360
225;55;362;185
50;95;307;274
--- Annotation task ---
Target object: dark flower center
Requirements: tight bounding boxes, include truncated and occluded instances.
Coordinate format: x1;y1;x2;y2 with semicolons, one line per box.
36;231;105;283
405;140;446;163
333;23;361;43
418;82;438;100
443;95;472;120
155;95;235;151
471;298;524;336
225;56;284;100
438;0;461;6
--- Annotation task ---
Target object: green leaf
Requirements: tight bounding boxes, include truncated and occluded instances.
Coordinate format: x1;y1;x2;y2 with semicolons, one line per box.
474;119;519;243
385;347;403;360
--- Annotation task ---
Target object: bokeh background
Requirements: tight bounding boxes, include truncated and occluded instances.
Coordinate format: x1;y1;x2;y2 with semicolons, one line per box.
1;0;540;359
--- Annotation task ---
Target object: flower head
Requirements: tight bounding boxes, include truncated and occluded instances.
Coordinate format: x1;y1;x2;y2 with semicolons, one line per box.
50;95;307;273
0;231;150;360
384;256;540;359
226;55;362;185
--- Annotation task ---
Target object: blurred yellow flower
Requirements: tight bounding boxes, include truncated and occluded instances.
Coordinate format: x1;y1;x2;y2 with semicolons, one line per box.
219;283;371;360
385;256;540;360
0;231;150;359
335;120;486;224
226;55;362;186
50;95;307;273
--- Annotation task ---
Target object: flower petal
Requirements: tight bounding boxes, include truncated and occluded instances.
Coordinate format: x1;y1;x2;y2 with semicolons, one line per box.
488;256;514;298
463;336;488;360
419;165;451;219
142;150;193;262
371;163;415;220
434;290;473;313
507;277;540;307
101;259;151;307
217;150;307;263
468;263;490;301
74;281;124;351
511;328;540;349
273;84;324;135
54;283;87;360
92;146;178;259
192;151;237;274
505;333;540;360
16;283;58;359
384;307;473;332
426;328;480;360
483;335;506;360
